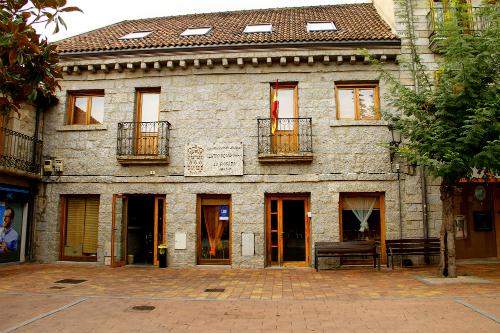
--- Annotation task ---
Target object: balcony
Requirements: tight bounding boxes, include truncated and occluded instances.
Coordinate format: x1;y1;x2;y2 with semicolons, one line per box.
116;121;171;164
427;7;488;51
257;118;313;163
0;127;42;178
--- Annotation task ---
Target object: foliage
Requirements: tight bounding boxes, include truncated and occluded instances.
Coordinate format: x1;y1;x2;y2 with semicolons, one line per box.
381;1;500;185
0;0;81;115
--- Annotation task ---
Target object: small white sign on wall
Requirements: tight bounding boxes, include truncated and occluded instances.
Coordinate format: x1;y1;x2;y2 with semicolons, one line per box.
175;232;187;250
241;232;255;256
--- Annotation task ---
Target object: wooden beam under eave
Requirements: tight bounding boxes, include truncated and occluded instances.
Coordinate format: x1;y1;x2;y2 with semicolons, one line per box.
72;66;81;74
280;57;286;66
179;60;187;69
222;58;229;68
126;63;135;71
87;65;96;73
364;56;370;65
337;55;343;65
266;57;272;66
323;56;330;65
166;60;174;70
380;55;387;63
114;63;123;72
308;56;314;66
153;62;161;71
100;64;109;73
252;58;258;67
140;62;149;71
193;59;201;68
350;55;356;65
207;59;214;68
293;57;300;65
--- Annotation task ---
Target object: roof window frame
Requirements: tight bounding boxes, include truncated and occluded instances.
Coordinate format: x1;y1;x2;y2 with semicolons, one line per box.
180;26;213;36
306;21;337;32
118;31;153;40
243;23;273;33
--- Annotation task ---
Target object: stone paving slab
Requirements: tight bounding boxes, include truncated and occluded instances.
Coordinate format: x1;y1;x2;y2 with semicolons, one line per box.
4;297;499;333
0;263;498;332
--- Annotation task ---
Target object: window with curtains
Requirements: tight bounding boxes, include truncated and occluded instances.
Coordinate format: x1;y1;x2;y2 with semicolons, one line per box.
197;195;231;264
340;195;381;242
67;91;105;125
335;83;380;120
62;196;99;260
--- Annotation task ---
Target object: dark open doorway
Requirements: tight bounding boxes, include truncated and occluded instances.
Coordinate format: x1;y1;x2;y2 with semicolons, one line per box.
282;200;306;262
127;196;155;265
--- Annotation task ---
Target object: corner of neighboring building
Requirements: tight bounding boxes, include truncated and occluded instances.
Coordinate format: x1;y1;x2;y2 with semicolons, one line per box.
372;0;396;32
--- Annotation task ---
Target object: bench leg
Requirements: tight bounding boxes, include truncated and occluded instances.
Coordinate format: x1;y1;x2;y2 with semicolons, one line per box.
315;254;318;272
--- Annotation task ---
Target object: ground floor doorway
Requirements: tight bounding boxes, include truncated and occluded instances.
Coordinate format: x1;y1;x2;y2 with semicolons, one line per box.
111;194;165;267
455;182;500;259
266;195;310;266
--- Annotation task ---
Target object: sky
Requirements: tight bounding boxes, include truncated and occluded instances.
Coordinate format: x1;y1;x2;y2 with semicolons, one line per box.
35;0;369;42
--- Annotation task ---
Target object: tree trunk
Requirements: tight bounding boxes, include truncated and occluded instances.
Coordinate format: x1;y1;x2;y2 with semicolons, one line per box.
439;183;457;277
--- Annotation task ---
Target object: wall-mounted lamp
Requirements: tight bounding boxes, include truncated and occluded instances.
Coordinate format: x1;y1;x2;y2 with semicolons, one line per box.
388;124;402;163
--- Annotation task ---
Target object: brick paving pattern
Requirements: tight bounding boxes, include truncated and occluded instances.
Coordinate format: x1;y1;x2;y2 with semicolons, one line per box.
0;263;498;332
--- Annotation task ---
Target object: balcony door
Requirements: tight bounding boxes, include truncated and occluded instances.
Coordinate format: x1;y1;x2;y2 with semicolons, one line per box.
136;89;160;155
271;84;298;153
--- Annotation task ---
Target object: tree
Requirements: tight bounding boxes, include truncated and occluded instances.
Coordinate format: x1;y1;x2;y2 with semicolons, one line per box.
378;1;499;277
0;0;80;115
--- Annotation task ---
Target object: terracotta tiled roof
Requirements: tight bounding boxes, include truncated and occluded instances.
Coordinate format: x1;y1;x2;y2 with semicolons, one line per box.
55;4;398;54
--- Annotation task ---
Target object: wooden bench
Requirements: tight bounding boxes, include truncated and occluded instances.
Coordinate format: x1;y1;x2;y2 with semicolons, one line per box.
314;241;380;271
385;238;440;268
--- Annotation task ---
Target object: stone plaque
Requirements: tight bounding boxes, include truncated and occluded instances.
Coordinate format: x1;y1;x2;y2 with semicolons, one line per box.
241;232;255;256
175;232;187;250
185;142;243;176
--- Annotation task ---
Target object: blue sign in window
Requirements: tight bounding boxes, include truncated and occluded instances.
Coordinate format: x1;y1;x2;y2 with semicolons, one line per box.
219;205;229;220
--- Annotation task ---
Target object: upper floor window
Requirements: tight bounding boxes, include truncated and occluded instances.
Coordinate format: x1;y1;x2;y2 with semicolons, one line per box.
335;83;380;120
67;91;104;125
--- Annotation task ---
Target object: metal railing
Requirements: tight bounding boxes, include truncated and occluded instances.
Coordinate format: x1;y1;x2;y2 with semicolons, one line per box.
117;121;171;157
427;7;488;36
0;127;42;174
257;118;312;154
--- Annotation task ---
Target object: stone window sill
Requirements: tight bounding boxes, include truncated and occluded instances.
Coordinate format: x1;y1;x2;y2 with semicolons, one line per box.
258;153;313;163
56;124;108;131
330;120;388;127
117;155;170;165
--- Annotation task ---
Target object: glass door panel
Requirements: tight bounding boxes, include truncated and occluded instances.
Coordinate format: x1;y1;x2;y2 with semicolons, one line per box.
153;196;166;265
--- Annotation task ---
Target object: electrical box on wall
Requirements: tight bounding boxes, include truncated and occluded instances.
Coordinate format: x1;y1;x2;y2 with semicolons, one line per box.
43;159;53;173
54;159;64;173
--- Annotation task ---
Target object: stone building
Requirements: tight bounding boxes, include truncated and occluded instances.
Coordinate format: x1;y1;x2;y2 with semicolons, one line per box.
33;2;454;268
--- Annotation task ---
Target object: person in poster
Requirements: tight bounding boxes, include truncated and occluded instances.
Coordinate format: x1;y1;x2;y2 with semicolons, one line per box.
0;207;18;253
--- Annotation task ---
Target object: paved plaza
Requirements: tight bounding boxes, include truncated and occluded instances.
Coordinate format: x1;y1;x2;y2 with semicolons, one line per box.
0;263;498;332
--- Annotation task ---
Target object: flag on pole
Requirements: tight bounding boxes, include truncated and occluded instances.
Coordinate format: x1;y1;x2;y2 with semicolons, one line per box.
271;80;279;135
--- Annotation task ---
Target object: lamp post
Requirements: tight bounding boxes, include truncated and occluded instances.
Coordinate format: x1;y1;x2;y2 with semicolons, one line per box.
389;124;402;163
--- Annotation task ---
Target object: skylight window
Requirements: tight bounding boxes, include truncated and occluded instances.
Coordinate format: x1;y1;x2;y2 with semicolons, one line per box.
181;27;212;36
306;22;337;32
243;24;273;33
119;31;152;39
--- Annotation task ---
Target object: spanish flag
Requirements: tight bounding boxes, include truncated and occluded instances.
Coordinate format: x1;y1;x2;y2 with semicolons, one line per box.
271;80;279;135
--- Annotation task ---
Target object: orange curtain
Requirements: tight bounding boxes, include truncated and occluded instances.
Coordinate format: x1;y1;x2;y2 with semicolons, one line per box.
203;206;226;256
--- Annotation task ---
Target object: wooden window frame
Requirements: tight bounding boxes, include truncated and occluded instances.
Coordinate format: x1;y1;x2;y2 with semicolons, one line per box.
338;192;386;264
67;90;104;125
59;195;100;262
196;194;232;265
335;83;380;120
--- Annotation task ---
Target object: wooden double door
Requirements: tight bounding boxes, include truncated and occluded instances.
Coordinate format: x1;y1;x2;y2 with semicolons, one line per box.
266;195;310;266
111;194;166;267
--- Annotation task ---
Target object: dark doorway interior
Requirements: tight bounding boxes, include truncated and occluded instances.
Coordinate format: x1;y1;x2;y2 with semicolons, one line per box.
127;196;155;265
282;200;305;261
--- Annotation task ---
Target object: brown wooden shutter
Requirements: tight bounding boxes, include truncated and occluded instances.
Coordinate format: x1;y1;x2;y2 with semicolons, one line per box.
83;197;99;254
65;197;86;256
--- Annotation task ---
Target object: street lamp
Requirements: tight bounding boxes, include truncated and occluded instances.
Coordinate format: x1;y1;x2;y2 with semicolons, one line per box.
388;124;402;163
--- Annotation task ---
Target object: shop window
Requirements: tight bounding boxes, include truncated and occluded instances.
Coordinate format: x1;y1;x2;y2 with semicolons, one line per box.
340;194;383;243
61;196;99;261
67;91;104;125
335;83;380;120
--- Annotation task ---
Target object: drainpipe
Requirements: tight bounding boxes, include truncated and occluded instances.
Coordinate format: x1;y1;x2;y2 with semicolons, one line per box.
397;165;403;240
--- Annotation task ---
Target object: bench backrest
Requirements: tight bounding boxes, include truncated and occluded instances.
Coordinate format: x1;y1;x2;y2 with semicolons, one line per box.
315;241;377;255
386;238;440;254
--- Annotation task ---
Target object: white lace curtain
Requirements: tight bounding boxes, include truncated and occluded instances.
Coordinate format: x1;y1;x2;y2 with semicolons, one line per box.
344;197;377;232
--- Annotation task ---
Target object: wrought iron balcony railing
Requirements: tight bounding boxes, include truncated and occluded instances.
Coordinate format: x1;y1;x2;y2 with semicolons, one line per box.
257;118;313;159
0;127;42;175
117;121;171;159
427;7;488;37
